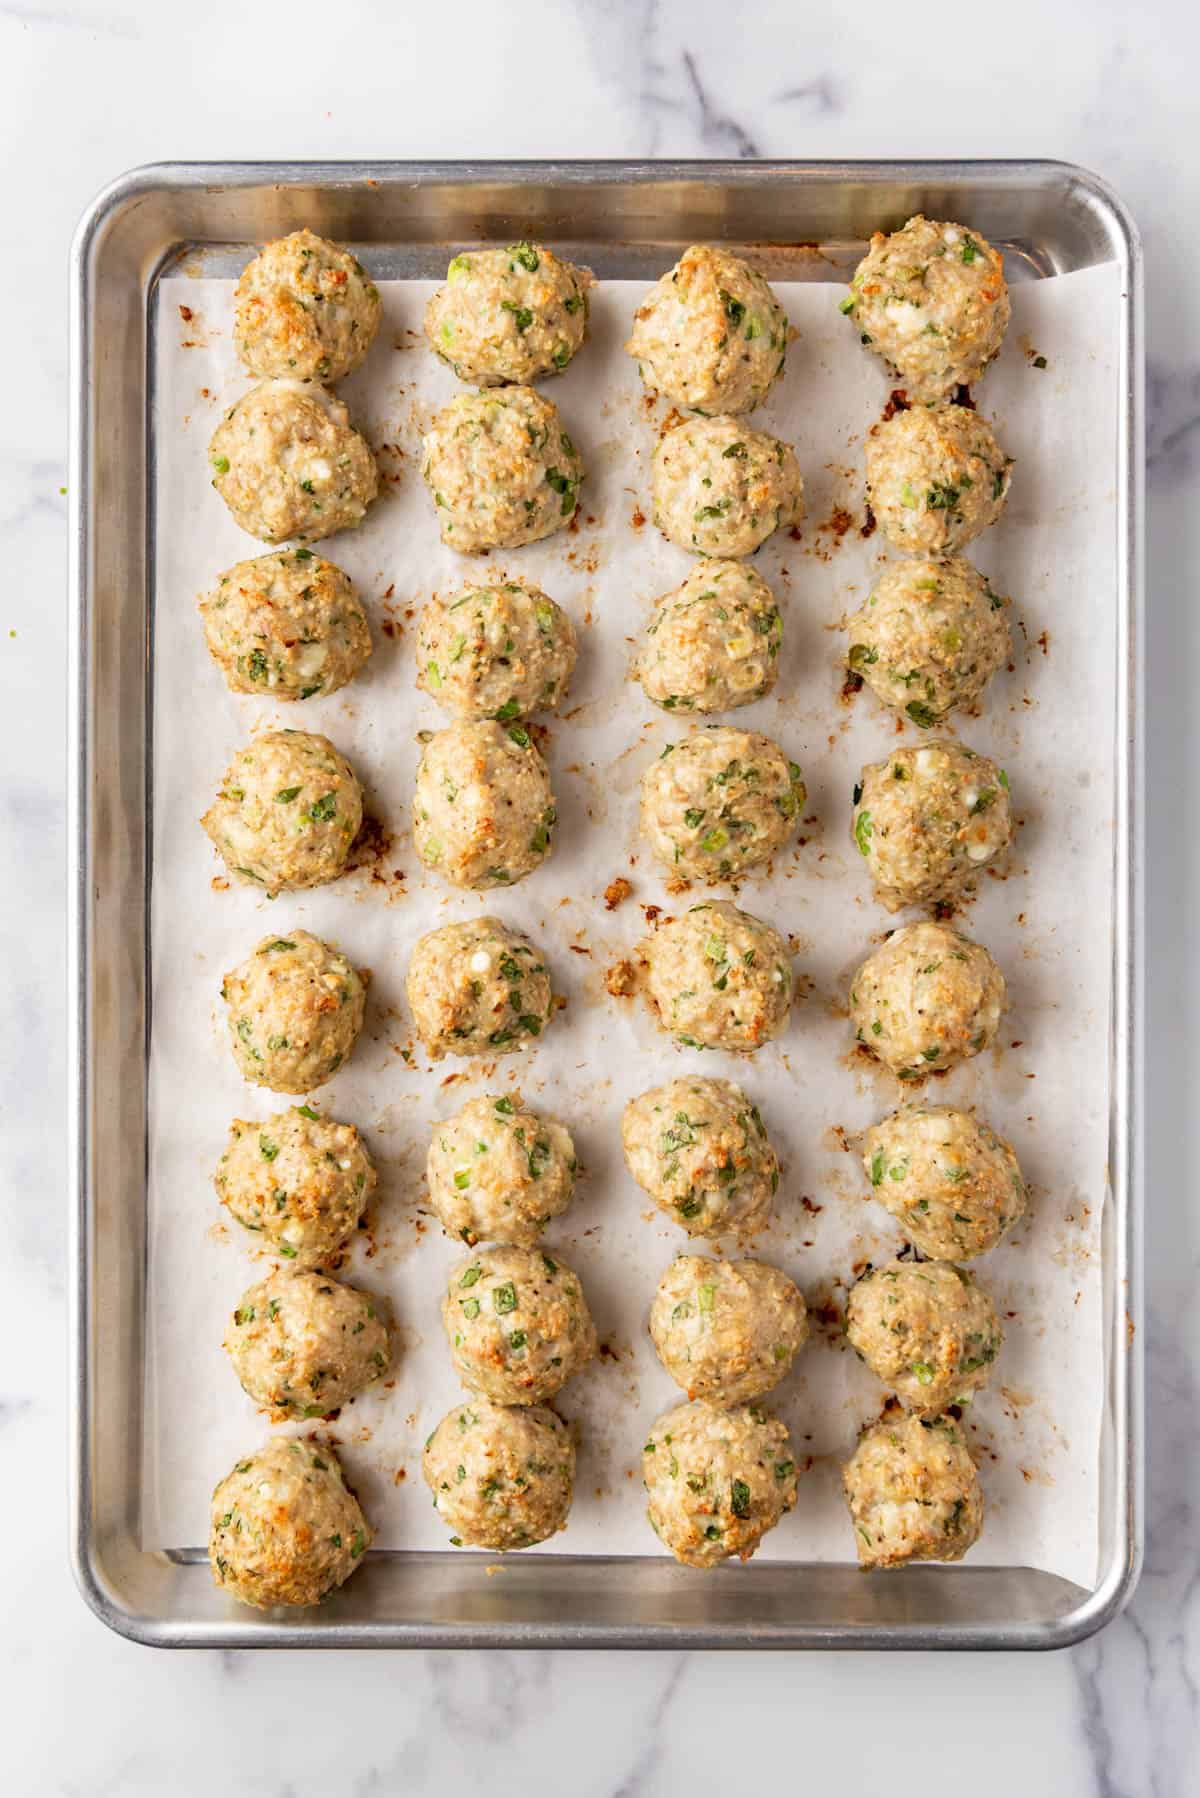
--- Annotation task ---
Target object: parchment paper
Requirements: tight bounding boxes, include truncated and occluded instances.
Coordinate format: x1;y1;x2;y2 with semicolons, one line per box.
144;263;1121;1587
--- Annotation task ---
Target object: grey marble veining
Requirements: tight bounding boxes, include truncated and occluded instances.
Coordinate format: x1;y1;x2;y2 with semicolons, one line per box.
2;0;1197;1792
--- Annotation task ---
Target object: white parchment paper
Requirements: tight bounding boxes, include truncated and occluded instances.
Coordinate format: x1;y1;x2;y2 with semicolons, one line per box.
144;263;1121;1588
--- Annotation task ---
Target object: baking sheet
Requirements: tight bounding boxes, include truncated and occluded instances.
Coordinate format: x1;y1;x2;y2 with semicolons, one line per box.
143;263;1120;1588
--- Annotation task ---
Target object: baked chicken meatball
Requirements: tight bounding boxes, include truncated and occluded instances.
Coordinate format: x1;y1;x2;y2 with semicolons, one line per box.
421;386;582;553
642;1400;799;1568
427;1092;577;1246
643;901;792;1052
209;1436;370;1609
413;720;556;890
417;580;576;721
649;1256;808;1404
846;216;1010;402
843;1412;983;1570
641;727;805;883
213;1107;375;1269
627;244;790;415
425;242;592;386
224;1269;391;1420
852;740;1012;911
199;549;372;702
202;729;363;897
442;1244;597;1406
849;921;1006;1080
234;229;381;384
406;917;553;1061
634;561;783;715
846;556;1009;726
621;1076;780;1238
864;404;1011;556
422;1398;575;1550
209;380;378;545
222;930;367;1094
862;1105;1027;1259
845;1260;1002;1415
652;416;803;558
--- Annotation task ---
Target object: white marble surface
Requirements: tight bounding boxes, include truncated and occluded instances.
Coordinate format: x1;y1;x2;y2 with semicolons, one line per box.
1;0;1196;1791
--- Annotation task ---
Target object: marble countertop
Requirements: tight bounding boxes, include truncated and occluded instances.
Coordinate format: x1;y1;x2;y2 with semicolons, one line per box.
2;1;1195;1792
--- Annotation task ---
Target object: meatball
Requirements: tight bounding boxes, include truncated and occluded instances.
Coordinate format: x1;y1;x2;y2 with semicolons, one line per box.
621;1076;780;1237
424;242;592;386
202;729;363;897
224;1269;391;1420
213;1107;375;1269
422;1399;575;1550
842;1412;983;1570
852;740;1012;911
209;380;378;546
846;1260;1002;1415
627;244;790;415
641;727;805;883
427;1093;576;1247
413;720;556;890
233;228;381;384
406;917;553;1061
222;930;367;1093
643;901;792;1052
209;1436;370;1609
417;580;576;721
846;216;1010;403
864;404;1011;556
199;549;372;702
846;556;1010;726
649;1256;808;1404
442;1244;597;1406
652;416;803;558
642;1400;798;1568
849;921;1006;1080
634;561;783;715
421;386;582;553
862;1105;1027;1259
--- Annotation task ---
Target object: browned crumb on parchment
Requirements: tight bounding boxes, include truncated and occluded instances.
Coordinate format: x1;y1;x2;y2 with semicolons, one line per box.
177;302;212;349
822;1124;854;1157
604;957;640;998
807;1290;845;1341
604;958;639;998
604;877;633;910
345;815;408;900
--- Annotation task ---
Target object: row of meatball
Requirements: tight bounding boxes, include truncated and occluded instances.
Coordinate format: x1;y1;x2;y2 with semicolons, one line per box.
206;349;1009;562
205;234;387;1614
214;902;1011;1091
199;722;1010;917
212;1071;1025;1282
212;1397;984;1605
200;537;1014;754
824;212;1019;1579
232;215;1008;409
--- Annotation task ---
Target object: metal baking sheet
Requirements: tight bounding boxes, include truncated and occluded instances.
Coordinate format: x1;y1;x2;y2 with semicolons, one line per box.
69;160;1143;1649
